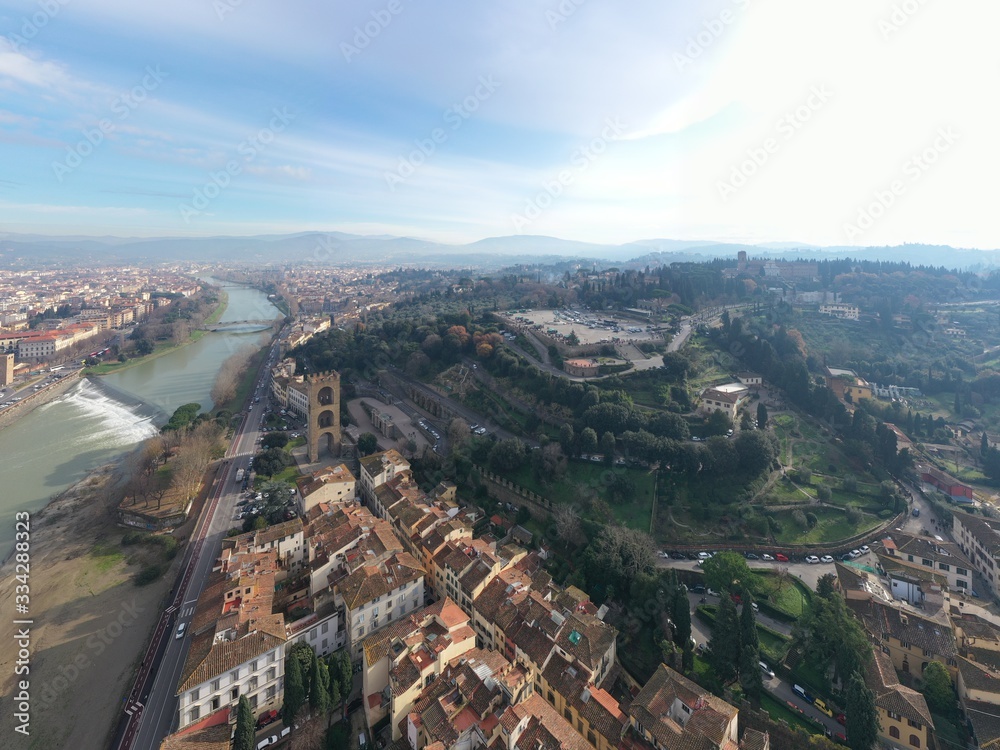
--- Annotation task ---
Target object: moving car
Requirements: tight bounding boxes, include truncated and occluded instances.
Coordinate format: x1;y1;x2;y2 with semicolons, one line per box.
175;622;186;640
759;661;775;679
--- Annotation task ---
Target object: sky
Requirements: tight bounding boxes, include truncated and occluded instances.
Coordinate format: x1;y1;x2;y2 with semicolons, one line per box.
0;0;997;248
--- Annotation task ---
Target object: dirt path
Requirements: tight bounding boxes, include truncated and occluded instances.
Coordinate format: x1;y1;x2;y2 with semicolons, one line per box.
0;467;179;750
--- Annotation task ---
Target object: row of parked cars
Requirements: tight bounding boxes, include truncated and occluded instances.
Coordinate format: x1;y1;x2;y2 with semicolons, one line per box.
793;683;847;726
660;547;871;564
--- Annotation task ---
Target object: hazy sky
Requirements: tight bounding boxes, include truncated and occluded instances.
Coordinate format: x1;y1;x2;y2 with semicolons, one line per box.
0;1;996;247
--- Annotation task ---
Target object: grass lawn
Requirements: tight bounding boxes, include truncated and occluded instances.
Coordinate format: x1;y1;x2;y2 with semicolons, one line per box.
758;572;812;619
761;692;818;734
505;461;656;531
769;505;882;545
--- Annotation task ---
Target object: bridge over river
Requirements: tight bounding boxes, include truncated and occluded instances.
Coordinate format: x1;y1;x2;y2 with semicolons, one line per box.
199;319;278;331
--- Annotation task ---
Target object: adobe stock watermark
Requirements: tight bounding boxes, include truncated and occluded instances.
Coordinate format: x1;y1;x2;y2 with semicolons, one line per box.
384;75;501;192
546;0;587;30
35;599;144;711
214;0;248;21
716;84;833;201
51;65;168;183
510;117;627;232
341;0;408;63
842;126;958;242
4;0;71;52
178;106;295;223
674;0;752;71
879;0;931;40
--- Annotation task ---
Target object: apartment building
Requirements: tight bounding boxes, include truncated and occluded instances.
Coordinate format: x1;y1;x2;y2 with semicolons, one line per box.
699;383;749;420
955;656;1000;749
865;649;934;750
225;518;305;580
824;367;873;402
819;303;860;320
850;599;956;679
878;532;975;597
335;550;426;660
175;550;286;730
952;511;1000;599
361;597;477;735
628;664;740;750
358;449;411;512
295;463;356;515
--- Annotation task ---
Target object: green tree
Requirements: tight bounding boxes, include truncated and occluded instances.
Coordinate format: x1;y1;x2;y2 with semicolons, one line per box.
262;431;289;449
559;423;575;454
702;551;761;596
489;438;527;472
817;485;832;502
982;431;989;458
921;661;955;718
756;402;768;429
334;649;353;719
709;594;741;683
234;695;255;750
740;411;754;431
357;432;379;456
282;650;307;726
580;427;598;454
309;651;330;713
600;431;616;464
845;671;880;750
672;588;692;648
705;409;733;436
738;592;763;702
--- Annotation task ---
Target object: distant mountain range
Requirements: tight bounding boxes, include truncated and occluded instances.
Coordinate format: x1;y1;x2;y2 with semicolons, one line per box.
1;231;998;271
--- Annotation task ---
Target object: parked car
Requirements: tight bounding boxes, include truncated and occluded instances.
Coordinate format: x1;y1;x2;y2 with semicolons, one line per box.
751;602;759;612
814;698;834;717
697;552;712;559
805;555;820;564
849;549;862;558
761;554;774;561
745;552;759;560
792;684;814;704
836;712;847;726
255;710;279;729
670;552;686;560
690;584;705;594
256;737;278;749
775;553;789;562
759;661;775;679
859;545;870;554
706;588;719;597
820;555;834;564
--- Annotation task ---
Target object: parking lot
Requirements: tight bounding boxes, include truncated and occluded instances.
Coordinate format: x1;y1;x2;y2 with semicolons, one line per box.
501;308;662;346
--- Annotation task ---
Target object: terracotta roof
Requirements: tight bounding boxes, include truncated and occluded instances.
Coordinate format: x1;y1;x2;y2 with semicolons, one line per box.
954;511;1000;557
865;649;934;728
336;551;424;610
629;664;737;750
740;728;769;750
178;628;284;693
158;723;231;750
965;700;1000;748
958;655;1000;696
511;693;591;750
852;599;955;658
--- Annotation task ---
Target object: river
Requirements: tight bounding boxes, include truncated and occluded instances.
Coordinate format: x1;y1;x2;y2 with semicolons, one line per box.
0;279;282;560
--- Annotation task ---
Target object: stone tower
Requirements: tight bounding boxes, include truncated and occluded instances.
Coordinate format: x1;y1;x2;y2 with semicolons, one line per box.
306;370;341;463
0;353;13;386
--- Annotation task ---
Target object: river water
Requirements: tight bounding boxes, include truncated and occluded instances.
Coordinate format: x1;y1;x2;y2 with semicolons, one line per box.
0;280;281;560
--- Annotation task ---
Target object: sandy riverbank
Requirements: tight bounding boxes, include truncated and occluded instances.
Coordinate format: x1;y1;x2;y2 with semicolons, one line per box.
0;465;182;750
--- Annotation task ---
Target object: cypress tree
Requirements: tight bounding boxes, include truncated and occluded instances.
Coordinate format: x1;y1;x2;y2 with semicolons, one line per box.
845;670;879;750
282;652;306;726
709;594;740;683
234;695;255;750
309;651;330;713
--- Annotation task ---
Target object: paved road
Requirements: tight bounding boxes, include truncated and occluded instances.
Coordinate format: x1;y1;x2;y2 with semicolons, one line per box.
655;553;875;593
121;340;283;750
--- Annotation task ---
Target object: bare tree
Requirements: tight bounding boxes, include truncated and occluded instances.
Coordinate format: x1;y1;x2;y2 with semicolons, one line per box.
211;345;256;407
552;503;584;546
448;417;470;445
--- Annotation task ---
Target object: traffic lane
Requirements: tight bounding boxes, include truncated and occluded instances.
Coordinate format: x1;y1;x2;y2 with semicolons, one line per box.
656;553;877;595
767;674;844;736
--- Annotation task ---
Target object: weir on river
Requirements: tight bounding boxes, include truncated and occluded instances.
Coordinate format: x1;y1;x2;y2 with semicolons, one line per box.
0;279;282;561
